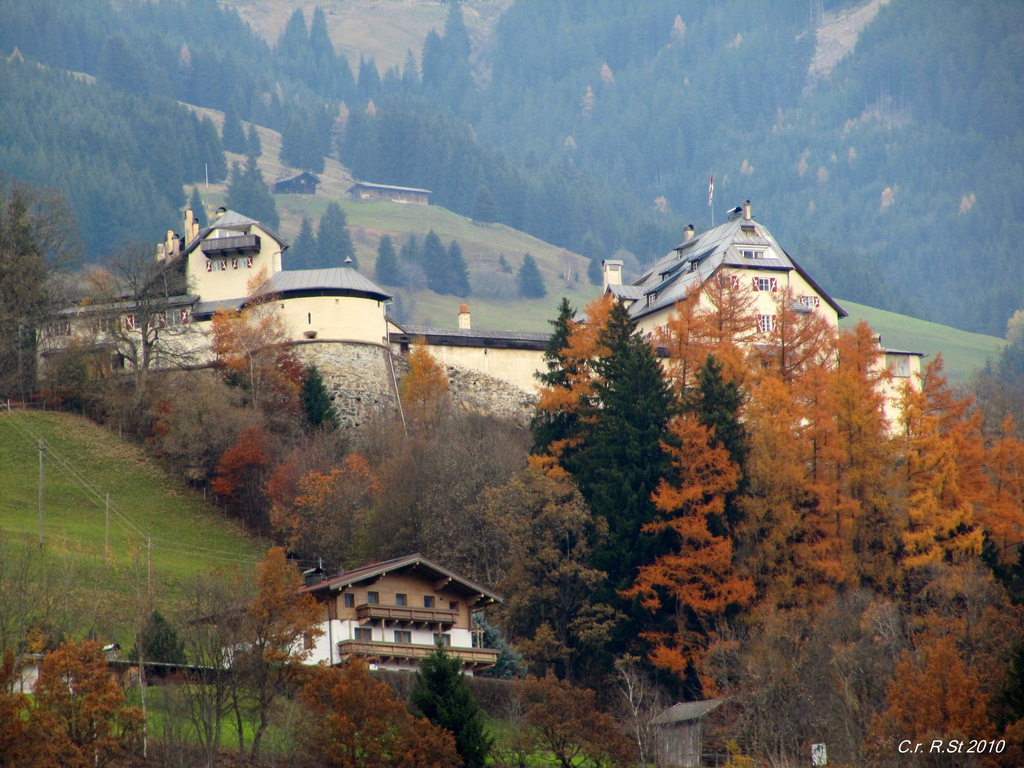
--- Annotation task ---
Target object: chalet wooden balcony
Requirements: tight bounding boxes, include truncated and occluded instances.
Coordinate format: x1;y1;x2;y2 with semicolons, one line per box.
355;604;457;626
336;639;499;668
201;234;260;255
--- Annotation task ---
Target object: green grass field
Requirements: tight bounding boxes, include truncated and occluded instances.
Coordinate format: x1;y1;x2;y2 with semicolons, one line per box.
0;409;266;642
838;299;1003;384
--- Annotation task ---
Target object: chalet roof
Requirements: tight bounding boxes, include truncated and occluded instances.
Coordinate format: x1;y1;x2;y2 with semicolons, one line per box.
178;210;289;260
274;171;320;184
392;324;549;350
300;553;502;606
623;205;846;321
349;181;433;195
652;699;726;724
262;266;391;302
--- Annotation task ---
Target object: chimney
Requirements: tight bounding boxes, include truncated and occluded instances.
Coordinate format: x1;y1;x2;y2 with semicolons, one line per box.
684;224;695;242
165;230;177;257
303;567;325;588
215;206;227;220
184;209;195;243
602;259;623;293
155;243;166;262
458;304;471;330
743;200;752;220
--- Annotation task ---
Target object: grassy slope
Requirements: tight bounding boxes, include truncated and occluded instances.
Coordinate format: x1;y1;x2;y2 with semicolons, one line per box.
839;299;1003;384
0;410;265;641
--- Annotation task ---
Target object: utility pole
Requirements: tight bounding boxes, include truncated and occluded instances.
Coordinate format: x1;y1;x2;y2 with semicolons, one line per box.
105;493;110;566
37;439;45;547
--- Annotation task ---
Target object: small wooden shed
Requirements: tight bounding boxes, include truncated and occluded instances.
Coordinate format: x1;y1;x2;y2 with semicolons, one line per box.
272;172;320;195
652;698;726;768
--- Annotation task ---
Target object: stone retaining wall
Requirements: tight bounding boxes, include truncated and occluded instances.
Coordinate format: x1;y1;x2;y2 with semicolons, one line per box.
292;340;538;428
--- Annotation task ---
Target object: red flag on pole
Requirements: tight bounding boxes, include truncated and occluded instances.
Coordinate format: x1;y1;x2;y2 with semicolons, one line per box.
708;174;714;207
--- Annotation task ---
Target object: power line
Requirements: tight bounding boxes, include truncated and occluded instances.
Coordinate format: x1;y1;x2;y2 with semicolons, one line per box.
1;409;261;564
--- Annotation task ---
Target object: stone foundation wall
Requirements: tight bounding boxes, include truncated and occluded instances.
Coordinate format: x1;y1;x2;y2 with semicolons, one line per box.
293;341;399;429
293;340;538;428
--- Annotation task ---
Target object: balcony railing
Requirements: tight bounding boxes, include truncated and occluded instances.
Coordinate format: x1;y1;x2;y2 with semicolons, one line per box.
337;639;498;667
355;604;457;626
201;234;260;255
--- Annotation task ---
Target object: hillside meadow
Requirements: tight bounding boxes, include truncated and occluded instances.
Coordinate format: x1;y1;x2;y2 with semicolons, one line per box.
0;408;266;640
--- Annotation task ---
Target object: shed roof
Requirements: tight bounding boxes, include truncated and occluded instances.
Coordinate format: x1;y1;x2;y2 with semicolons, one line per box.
652;699;726;725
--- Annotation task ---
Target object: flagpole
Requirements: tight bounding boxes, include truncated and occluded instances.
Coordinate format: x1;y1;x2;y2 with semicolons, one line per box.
708;174;715;227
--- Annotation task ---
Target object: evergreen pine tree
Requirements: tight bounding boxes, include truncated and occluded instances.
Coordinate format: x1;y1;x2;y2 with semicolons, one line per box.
423;230;447;293
221;108;247;153
316;202;356;269
573;301;676;593
132;610;186;665
412;642;492;768
188;186;206;229
375;234;401;285
301;365;338;430
401;48;420;90
288;217;317;270
690;354;748;533
471;185;497;224
531;297;579;454
400;233;420;266
225;155;278;230
517;252;546;298
446;239;471;296
246;124;262;158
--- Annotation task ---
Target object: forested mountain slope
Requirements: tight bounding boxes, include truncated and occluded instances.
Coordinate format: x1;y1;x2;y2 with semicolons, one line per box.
0;0;1020;337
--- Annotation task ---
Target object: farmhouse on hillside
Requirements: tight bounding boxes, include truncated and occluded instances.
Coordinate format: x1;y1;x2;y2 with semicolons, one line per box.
272;171;320;195
298;554;502;674
348;181;432;205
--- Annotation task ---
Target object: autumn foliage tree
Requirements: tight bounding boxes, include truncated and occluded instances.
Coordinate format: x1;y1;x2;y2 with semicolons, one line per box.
624;412;754;690
211;423;273;529
298;661;461;768
400;341;452;428
33;639;143;768
236;547;323;762
210;301;304;426
519;673;637;768
268;453;379;570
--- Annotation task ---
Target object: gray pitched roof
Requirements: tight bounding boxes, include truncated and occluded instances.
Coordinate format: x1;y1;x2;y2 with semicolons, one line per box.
652;699;726;724
262;267;391;301
623;211;846;320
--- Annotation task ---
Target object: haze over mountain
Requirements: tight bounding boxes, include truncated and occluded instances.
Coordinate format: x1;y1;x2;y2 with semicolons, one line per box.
0;0;1021;335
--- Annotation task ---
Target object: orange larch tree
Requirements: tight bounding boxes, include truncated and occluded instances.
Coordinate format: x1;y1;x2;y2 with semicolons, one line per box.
624;412;754;688
898;355;985;571
866;636;993;758
531;294;614;478
33;639;143;768
399;341;452;429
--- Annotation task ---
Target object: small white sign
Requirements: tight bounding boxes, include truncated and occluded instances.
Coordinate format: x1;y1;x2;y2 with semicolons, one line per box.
811;743;827;766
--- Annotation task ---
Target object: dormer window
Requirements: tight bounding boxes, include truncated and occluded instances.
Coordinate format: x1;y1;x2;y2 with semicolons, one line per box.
741;224;757;236
742;249;766;260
